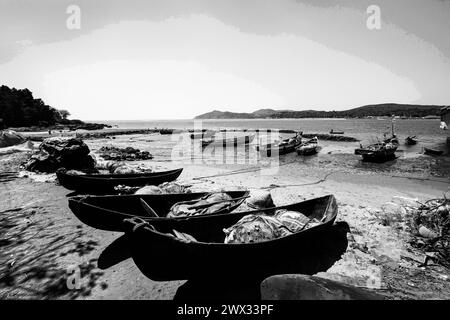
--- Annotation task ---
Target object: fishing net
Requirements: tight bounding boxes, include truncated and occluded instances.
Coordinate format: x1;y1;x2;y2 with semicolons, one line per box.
223;210;320;244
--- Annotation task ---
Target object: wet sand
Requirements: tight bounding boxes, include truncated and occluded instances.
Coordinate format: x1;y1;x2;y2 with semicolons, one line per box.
1;132;449;299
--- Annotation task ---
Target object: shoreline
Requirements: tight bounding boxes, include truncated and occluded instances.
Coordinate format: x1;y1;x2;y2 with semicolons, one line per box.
18;127;359;142
1;132;449;300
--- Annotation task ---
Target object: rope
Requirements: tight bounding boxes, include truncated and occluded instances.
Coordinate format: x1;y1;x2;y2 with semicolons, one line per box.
261;172;335;189
192;160;298;180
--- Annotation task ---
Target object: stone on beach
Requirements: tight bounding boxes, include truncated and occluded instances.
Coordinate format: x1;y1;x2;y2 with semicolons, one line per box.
260;274;385;300
98;146;153;161
23;137;96;173
0;129;26;148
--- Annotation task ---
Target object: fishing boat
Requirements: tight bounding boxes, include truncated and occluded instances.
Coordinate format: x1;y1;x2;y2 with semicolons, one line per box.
257;133;302;157
423;147;444;156
296;137;319;156
159;128;174;135
189;130;215;139
56;168;183;193
329;129;344;135
202;134;255;148
354;137;398;162
122;195;338;281
405;136;418;145
67;191;250;232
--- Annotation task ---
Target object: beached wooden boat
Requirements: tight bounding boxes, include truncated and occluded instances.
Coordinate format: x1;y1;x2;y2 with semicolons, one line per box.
159;129;174;135
56;168;183;193
423;147;444;156
67;191;250;232
189;131;215;139
296;137;319;156
202;134;255;148
405;136;418;145
330;130;344;135
257;134;302;157
354;138;398;162
122;195;338;281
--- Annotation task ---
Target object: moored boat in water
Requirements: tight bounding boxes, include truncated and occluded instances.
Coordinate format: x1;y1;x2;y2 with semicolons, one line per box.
296;137;319;156
257;133;302;157
405;136;418;145
423;147;444;156
159;128;174;135
201;134;255;148
354;137;398;162
189;130;215;139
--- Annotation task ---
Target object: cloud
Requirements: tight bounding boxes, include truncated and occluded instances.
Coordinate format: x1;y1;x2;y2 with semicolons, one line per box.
0;15;425;119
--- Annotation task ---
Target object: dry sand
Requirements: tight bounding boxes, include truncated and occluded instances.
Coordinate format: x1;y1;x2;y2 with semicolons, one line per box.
1;133;450;300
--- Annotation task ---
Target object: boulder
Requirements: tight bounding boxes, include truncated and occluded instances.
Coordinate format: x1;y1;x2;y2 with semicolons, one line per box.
261;274;385;300
23;137;96;173
0;130;26;148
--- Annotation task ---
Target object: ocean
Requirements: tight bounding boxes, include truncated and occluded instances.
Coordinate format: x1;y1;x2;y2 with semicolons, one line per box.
102;118;447;147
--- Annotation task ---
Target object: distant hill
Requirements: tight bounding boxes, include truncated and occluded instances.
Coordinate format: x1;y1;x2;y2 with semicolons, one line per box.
195;103;447;119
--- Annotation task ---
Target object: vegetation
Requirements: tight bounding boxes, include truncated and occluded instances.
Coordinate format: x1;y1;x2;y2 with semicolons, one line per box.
0;85;108;131
0;85;61;128
195;104;447;119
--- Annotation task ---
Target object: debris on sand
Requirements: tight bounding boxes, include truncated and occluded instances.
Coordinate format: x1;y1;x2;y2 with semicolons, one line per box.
22;137;96;173
97;146;153;161
95;160;153;175
114;182;191;195
408;198;450;268
378;196;450;269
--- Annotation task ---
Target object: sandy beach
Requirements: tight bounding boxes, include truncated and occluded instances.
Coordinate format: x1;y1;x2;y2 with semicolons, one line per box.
1;130;449;300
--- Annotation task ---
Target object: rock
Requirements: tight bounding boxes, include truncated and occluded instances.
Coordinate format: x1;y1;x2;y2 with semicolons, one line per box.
246;190;275;210
418;225;439;239
98;146;153;161
23;137;96;173
0;130;26;148
261;274;385;300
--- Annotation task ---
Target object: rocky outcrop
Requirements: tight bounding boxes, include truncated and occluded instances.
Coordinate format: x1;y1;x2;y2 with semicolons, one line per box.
0;130;26;148
23;137;96;173
98;146;153;161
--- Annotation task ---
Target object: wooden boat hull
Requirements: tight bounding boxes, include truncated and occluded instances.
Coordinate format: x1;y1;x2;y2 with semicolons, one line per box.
159;129;174;135
190;131;215;139
202;134;255;148
424;147;444;156
355;148;396;162
259;141;301;157
57;168;183;193
296;145;318;155
405;137;417;145
68;191;249;232
123;195;339;281
355;140;398;162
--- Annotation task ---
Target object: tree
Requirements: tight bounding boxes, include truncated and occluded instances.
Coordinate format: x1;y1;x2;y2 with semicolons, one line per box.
0;85;61;127
58;109;71;120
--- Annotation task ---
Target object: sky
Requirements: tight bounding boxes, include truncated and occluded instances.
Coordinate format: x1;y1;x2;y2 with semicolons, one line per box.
0;0;449;120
